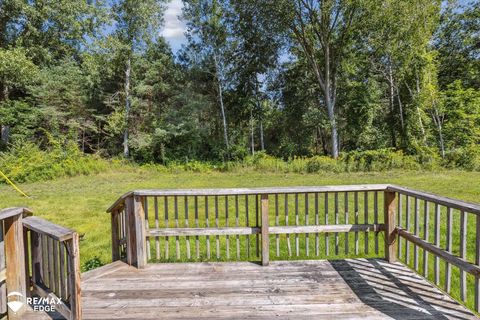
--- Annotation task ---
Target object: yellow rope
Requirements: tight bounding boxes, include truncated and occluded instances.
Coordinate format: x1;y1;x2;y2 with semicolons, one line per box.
0;170;29;197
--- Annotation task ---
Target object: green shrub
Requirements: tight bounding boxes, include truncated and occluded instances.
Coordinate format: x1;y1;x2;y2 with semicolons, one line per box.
305;156;343;173
342;149;421;172
0;140;111;184
82;256;104;272
444;146;480;171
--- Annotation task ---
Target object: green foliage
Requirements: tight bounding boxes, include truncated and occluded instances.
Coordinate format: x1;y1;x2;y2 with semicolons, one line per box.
0;140;111;184
444;146;480;171
342;149;421;172
305;156;343;173
82;256;104;272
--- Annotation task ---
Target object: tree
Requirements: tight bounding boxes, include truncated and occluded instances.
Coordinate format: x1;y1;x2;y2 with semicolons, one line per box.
183;0;230;153
111;0;165;157
260;0;364;158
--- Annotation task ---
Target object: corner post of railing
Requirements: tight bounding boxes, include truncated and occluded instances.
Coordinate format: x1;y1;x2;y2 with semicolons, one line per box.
261;194;270;266
66;232;82;320
4;208;29;318
384;189;397;263
111;208;120;262
133;195;147;268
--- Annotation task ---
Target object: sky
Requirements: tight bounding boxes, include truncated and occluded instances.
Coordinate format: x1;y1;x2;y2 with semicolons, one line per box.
161;0;187;53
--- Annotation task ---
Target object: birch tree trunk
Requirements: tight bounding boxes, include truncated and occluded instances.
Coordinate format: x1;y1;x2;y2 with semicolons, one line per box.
259;121;265;151
213;52;229;150
123;56;131;158
250;109;255;155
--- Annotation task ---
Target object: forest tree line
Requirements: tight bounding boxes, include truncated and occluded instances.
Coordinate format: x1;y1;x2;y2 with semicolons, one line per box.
0;0;478;164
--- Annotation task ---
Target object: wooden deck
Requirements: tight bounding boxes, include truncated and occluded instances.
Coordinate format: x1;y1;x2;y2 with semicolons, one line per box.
80;258;477;320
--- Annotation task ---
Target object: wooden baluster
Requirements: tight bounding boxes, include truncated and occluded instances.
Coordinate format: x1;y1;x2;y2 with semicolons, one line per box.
261;194;269;266
476;212;480;312
445;207;452;293
460;210;467;302
215;195;220;259
235;195;240;260
434;203;440;285
59;242;66;299
195;196;200;259
154;197;160;260
295;193;299;256
206;196;210;259
364;192;369;255
374;191;379;254
225;196;229;259
175;196;180;260
245;195;250;258
325;193;329;256
30;231;43;289
111;210;120;261
405;196;411;264
285;194;291;257
164;196;169;259
42;234;48;287
392;191;396;257
414;197;419;271
52;239;59;295
345;192;349;255
275;194;279;257
354;192;359;255
335;192;339;255
144;197;150;261
256;194;260;258
423;201;429;277
185;196;190;260
48;237;54;290
305;193;309;256
315;193;319;256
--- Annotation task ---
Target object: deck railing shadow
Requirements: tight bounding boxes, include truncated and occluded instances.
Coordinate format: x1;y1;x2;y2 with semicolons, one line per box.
332;259;455;320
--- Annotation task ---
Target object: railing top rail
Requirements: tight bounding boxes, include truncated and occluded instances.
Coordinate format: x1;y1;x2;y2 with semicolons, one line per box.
22;216;75;241
0;207;32;220
106;184;390;212
387;185;480;215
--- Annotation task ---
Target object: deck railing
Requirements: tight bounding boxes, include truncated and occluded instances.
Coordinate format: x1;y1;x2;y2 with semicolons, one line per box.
0;207;81;319
108;184;480;313
390;185;480;312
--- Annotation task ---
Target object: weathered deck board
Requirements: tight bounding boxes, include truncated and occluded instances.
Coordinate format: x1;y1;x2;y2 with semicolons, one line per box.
81;259;478;320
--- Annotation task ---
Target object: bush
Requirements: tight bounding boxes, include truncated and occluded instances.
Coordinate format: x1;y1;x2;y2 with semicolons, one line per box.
305;156;343;173
0;140;111;184
444;146;480;171
342;149;421;172
82;256;104;272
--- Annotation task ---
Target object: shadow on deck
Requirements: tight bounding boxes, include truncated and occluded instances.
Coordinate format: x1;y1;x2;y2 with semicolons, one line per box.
80;258;477;319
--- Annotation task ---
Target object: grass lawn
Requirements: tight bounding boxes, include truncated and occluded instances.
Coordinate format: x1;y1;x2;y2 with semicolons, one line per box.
1;168;479;308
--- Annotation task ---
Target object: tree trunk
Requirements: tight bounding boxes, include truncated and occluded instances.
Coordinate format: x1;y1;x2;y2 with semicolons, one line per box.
123;56;131;158
324;46;339;159
259;121;264;151
325;97;339;159
213;52;229;151
432;103;445;158
1;125;9;145
250;109;255;155
387;63;397;148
